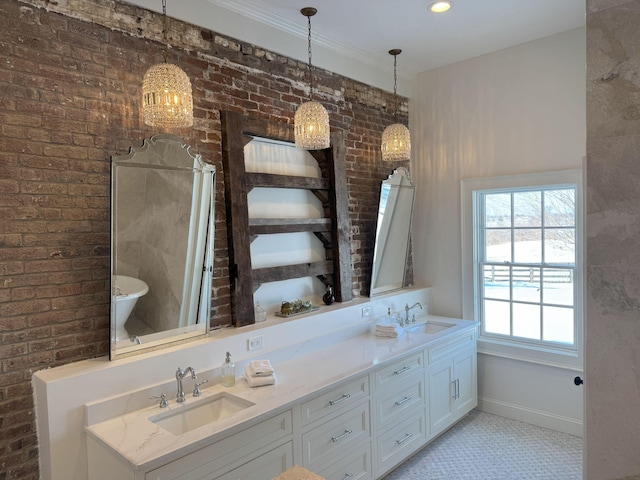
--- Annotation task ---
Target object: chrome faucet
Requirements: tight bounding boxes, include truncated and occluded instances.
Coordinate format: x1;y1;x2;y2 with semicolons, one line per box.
405;302;423;324
175;366;197;403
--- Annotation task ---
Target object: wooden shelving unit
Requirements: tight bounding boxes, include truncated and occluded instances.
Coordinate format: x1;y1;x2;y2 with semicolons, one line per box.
221;111;352;327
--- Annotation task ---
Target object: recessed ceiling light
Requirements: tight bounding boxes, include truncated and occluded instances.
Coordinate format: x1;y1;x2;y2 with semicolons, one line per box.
428;1;453;13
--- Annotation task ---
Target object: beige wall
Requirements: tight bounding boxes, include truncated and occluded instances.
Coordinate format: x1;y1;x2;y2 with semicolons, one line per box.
410;28;586;434
586;0;640;478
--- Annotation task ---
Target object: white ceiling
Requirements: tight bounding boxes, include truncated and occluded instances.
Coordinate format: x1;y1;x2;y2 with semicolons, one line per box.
126;0;586;95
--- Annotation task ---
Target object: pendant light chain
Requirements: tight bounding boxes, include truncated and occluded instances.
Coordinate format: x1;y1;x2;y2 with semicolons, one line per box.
307;13;314;101
393;52;398;122
162;0;168;63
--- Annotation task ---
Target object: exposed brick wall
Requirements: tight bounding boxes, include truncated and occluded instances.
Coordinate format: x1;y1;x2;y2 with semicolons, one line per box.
0;0;409;478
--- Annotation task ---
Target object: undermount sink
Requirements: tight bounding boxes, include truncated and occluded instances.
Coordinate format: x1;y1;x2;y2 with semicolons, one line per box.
149;392;255;435
408;321;455;335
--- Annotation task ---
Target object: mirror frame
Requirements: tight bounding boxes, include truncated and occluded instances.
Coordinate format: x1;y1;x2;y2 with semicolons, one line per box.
110;134;215;359
370;167;415;296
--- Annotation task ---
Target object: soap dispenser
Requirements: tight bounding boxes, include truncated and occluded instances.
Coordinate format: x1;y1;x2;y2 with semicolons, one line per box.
221;351;235;387
254;302;266;323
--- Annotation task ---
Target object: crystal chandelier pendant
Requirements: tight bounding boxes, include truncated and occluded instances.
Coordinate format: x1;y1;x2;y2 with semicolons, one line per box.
295;100;330;150
294;7;330;150
142;0;193;129
382;49;411;161
142;63;193;128
381;123;411;162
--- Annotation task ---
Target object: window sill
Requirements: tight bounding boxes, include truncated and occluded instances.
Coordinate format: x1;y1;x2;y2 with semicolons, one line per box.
478;336;582;371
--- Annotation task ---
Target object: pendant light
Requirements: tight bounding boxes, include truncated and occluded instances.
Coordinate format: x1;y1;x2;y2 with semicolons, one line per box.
381;49;411;162
294;7;330;150
142;0;193;129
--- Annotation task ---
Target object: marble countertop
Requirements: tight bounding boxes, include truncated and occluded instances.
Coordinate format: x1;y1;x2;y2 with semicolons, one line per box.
85;315;477;472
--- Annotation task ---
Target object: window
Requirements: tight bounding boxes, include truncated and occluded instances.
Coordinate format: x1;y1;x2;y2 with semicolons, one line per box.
462;171;583;368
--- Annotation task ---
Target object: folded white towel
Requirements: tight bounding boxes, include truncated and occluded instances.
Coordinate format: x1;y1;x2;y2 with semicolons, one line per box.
249;359;275;377
375;322;404;338
244;366;276;387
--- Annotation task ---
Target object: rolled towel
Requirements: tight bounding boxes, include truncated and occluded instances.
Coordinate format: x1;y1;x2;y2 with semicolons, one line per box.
249;359;275;377
244;366;276;387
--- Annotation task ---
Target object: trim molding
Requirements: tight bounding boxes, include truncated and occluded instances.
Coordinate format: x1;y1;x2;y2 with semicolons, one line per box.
478;396;583;437
208;0;416;79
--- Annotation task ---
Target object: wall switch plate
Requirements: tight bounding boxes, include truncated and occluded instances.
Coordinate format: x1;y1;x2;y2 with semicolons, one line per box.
361;306;372;318
248;335;264;351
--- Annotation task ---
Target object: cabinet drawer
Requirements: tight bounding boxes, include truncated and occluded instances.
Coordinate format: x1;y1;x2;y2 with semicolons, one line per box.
317;441;371;480
375;352;424;387
376;372;424;429
301;375;369;426
302;401;370;471
376;412;426;475
214;442;293;480
427;330;475;365
146;410;292;480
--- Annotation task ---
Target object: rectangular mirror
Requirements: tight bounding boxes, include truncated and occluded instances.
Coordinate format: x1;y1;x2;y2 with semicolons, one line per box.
370;167;415;296
110;134;215;359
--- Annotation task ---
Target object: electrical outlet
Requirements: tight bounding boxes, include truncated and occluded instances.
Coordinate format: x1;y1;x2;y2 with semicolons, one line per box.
361;306;372;318
248;335;264;351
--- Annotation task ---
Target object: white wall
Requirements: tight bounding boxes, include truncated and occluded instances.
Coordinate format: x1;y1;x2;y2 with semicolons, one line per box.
410;28;586;434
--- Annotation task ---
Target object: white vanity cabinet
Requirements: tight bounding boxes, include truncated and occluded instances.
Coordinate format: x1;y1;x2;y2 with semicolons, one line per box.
301;375;373;480
146;410;293;480
85;319;478;480
373;352;427;476
87;410;293;480
427;330;477;437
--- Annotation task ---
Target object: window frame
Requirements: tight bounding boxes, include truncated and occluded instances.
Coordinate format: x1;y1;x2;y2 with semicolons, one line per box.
461;170;584;370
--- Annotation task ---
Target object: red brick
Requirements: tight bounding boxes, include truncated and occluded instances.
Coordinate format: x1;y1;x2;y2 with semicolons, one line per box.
3;350;53;372
0;1;412;477
1;326;50;344
0;316;28;332
27;310;76;327
0;246;48;262
0;371;24;387
29;335;75;352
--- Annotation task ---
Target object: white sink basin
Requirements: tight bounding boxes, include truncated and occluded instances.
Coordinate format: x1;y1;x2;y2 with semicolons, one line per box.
149;392;255;435
409;321;455;335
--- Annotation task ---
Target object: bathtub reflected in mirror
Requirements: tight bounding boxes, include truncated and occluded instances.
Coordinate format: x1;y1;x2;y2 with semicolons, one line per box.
110;134;215;359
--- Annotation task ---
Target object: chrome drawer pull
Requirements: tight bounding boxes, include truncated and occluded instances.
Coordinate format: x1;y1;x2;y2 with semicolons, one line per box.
395;395;412;406
393;365;411;375
396;433;414;445
341;474;354;480
329;393;351;406
451;378;460;399
331;429;353;443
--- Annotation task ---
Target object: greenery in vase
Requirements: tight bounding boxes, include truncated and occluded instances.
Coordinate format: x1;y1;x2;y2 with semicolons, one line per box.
281;299;314;314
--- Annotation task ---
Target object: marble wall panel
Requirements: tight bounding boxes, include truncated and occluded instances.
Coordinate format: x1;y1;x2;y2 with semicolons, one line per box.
587;2;640;139
586;0;640;478
588;0;638;13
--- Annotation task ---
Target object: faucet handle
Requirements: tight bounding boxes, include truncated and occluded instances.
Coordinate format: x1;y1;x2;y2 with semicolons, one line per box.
193;379;209;397
150;393;168;408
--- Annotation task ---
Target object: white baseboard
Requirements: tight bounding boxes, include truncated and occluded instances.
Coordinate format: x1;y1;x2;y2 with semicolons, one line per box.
478;396;583;437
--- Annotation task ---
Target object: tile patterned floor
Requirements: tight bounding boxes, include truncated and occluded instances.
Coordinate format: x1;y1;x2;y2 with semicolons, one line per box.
382;410;582;480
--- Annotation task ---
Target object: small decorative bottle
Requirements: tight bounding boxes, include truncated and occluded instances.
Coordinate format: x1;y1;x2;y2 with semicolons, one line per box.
322;285;335;305
221;351;235;387
255;302;266;323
